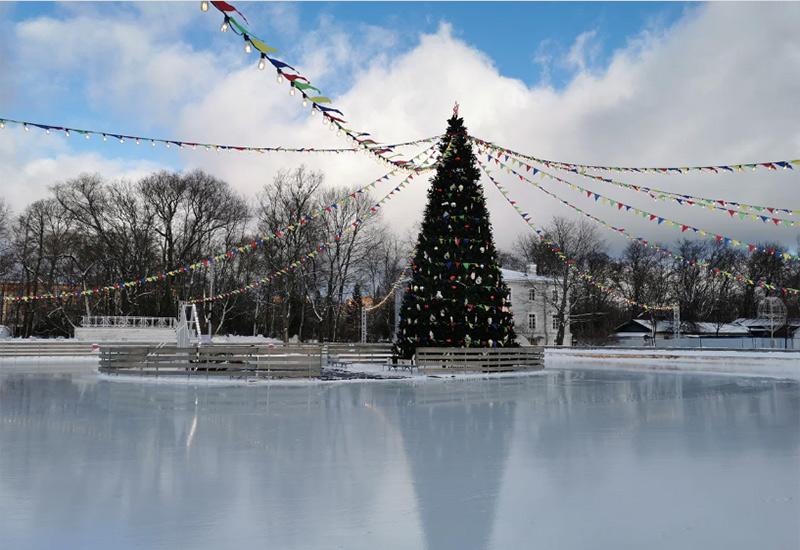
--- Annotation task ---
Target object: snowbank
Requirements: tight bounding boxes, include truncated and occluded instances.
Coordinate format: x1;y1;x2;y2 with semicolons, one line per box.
546;347;800;380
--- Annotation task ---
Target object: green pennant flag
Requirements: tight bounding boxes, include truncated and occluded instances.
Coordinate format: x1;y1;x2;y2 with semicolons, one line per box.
293;82;322;94
310;96;332;103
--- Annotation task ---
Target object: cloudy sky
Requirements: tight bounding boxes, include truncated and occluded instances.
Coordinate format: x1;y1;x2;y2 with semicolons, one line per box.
0;1;798;252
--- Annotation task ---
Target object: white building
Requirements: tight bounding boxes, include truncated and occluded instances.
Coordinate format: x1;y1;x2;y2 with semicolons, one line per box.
393;263;571;347
503;264;571;346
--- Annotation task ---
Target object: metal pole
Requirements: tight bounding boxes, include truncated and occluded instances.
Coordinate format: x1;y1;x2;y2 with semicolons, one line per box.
673;304;680;343
361;306;367;343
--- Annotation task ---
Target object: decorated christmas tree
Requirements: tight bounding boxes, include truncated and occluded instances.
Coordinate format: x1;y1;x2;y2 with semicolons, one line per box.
394;107;516;358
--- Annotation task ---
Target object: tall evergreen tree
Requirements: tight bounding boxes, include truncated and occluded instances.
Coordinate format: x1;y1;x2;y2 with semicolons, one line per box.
394;109;516;358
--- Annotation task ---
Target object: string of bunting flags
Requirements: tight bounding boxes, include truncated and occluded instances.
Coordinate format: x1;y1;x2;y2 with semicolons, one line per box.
478;141;798;224
0;116;438;156
4;141;442;304
478;151;800;297
474;158;673;312
204;1;421;171
187;166;422;304
471;136;799;175
364;266;411;312
480;147;800;263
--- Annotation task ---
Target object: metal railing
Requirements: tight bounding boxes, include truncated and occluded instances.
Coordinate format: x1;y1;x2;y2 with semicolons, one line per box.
80;316;177;329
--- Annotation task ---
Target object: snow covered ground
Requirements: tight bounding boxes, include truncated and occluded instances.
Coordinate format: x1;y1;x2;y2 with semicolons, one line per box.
547;347;800;380
2;345;799;381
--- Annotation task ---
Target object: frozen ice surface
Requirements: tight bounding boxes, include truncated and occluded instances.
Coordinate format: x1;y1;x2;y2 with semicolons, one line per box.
0;363;798;549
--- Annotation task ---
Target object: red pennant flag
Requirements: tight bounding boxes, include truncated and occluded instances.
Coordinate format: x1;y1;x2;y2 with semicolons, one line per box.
681;225;689;232
211;1;248;22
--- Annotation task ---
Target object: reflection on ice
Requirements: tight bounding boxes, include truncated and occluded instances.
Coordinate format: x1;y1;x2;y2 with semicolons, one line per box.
0;367;797;549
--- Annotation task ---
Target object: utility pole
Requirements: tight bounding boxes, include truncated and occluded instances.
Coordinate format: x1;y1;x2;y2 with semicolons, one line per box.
205;263;215;342
361;306;367;343
672;304;680;341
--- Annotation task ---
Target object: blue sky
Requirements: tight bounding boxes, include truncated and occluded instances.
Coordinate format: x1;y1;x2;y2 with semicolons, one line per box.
1;2;797;250
3;1;690;155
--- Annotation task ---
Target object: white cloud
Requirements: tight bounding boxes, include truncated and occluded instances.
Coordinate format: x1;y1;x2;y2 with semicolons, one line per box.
3;2;799;255
564;30;601;73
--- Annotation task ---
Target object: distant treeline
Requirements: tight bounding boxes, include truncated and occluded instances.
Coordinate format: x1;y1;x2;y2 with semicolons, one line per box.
0;168;797;342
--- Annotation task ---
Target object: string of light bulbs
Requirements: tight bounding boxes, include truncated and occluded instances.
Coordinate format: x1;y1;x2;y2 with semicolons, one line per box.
4;141;442;304
476;159;673;311
481;148;800;263
0;116;439;156
203;0;427;172
471;136;799;175
479;141;799;223
188;168;423;304
478;151;800;297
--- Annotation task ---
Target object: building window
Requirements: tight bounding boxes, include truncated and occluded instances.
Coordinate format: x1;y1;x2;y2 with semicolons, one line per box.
528;288;535;301
551;289;558;302
528;313;536;330
552;316;559;330
508;288;511;300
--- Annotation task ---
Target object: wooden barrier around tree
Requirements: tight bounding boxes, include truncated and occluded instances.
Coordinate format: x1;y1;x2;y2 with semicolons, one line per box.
415;347;544;374
324;343;393;365
99;344;323;379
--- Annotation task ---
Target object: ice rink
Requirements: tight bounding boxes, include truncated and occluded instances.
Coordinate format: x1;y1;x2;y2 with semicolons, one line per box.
1;363;798;549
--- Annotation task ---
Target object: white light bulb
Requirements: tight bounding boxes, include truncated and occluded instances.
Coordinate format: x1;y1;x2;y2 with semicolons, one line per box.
200;1;209;12
46;128;51;134
64;130;70;137
289;87;295;96
135;139;140;145
102;134;107;141
119;138;124;143
310;107;317;116
302;97;308;108
85;133;90;140
0;121;4;129
220;20;229;32
151;140;156;147
258;56;266;70
277;74;284;84
244;40;252;54
24;124;29;131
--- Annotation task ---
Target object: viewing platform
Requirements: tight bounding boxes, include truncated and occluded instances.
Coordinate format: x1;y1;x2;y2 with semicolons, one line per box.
74;315;178;343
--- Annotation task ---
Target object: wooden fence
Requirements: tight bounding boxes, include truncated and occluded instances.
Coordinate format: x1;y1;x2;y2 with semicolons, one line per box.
0;341;97;357
99;344;323;379
415;347;544;374
324;343;393;365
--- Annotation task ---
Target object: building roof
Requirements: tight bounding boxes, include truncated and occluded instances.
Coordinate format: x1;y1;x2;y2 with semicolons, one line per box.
732;318;800;329
500;268;557;284
615;318;749;336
